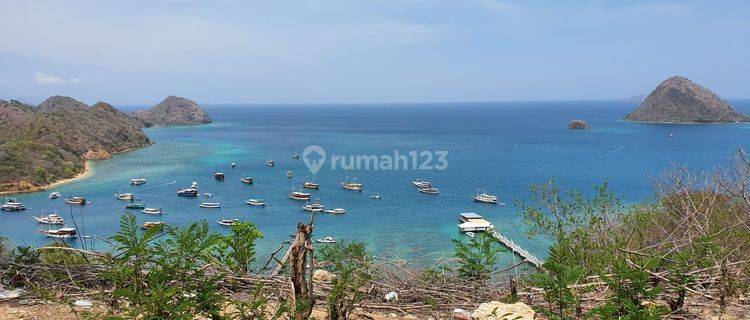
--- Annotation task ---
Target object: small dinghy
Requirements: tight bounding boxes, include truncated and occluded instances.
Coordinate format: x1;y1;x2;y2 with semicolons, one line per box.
303;182;320;189
130;178;147;185
323;208;346;215
316;236;337;244
34;213;64;225
245;199;266;206
125;203;146;209
370;194;382;200
42;227;77;239
214;172;225;181
48;191;61;199
141;208;163;215
287;170;294;178
266;159;275;167
64;197;87;205
419;187;439;194
217;219;239;226
240;177;254;184
203;192;213;198
141;221;165;230
200;202;221;208
292;154;300;159
465;232;476;238
341;182;364;192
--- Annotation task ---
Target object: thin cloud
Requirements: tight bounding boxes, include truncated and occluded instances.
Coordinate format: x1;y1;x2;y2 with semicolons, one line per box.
0;78;9;85
33;73;79;84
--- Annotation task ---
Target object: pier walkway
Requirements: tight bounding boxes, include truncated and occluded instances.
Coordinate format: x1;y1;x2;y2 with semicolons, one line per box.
490;230;544;268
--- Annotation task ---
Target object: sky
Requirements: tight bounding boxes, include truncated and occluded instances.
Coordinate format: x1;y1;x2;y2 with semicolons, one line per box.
0;0;748;105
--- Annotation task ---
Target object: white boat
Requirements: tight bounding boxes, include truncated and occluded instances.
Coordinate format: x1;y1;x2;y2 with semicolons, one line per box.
303;201;325;212
178;188;198;197
287;170;294;178
141;221;165;230
303;182;320;189
412;179;432;188
245;199;266;206
203;192;213;198
341;181;364;192
292;154;300;159
42;227;77;239
323;208;346;214
316;236;337;244
290;191;311;201
217;219;239;226
1;201;25;211
191;181;199;188
465;232;476;238
130;178;147;185
64;197;87;205
200;202;221;208
472;191;505;205
34;213;64;225
266;159;275;167
370;194;382;200
231;162;237;169
115;192;134;200
48;191;61;199
141;208;163;215
419;187;439;194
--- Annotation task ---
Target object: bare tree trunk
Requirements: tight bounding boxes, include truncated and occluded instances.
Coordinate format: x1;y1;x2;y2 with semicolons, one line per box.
290;221;314;318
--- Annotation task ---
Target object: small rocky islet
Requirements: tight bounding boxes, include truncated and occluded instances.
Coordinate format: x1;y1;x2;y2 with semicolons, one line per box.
0;95;209;193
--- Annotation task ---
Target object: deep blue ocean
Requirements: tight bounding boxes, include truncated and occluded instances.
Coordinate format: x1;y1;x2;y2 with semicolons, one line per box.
4;100;750;264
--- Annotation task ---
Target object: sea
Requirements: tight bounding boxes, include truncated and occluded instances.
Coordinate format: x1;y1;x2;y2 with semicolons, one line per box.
3;100;750;265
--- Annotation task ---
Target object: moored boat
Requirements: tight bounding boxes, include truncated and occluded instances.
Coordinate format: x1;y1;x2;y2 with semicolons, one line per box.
231;162;237;169
316;236;337;244
341;181;364;192
177;188;199;197
141;208;163;215
370;194;382;200
412;179;432;189
214;172;225;181
266;159;275;167
64;197;87;205
203;192;213;197
1;200;25;211
141;221;165;230
217;219;239;226
125;202;146;209
34;213;64;225
419;187;439;194
472;190;505;205
48;191;61;199
200;202;221;208
303;200;325;212
240;177;254;184
42;227;77;239
245;199;266;206
115;192;134;200
303;182;320;189
292;154;300;159
130;178;147;185
290;191;311;201
323;208;346;214
287;170;294;178
457;212;495;233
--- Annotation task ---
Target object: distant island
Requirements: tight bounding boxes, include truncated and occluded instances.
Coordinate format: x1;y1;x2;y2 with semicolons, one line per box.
567;119;591;130
625;76;747;124
0;95;209;193
133;96;211;126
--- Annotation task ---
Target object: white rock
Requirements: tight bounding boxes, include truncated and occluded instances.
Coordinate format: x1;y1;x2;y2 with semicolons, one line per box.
0;288;23;300
471;301;535;320
74;299;92;308
312;269;336;283
384;291;399;301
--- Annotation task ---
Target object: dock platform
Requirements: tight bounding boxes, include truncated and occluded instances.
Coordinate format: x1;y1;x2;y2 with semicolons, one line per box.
490;230;544;268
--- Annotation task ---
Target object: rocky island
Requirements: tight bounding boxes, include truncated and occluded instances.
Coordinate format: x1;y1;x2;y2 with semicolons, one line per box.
625;76;747;123
567;119;591;129
133;96;211;126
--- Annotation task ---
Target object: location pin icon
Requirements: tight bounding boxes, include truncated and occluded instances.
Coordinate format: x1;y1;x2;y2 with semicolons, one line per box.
303;145;326;175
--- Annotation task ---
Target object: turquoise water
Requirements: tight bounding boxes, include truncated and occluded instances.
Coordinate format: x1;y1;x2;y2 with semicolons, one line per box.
4;100;750;263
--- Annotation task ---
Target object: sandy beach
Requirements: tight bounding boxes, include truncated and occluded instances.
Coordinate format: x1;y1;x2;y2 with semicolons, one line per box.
0;161;92;196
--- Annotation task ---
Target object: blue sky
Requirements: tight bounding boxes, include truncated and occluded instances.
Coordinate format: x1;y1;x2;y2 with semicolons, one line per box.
0;0;748;105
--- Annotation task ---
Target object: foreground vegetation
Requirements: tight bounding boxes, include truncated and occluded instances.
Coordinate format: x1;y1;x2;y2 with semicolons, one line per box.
2;151;750;319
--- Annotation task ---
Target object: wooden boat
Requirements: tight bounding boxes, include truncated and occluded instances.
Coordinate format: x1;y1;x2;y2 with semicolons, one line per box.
303;182;320;190
48;191;61;199
141;221;165;230
341;181;364;192
245;199;266;206
34;213;64;225
42;227;77;239
115;192;134;200
290;191;311;201
240;177;254;184
1;201;25;211
302;201;325;212
266;159;275;167
323;208;346;215
316;236;337;244
130;178;147;185
200;202;221;208
177;188;198;197
217;219;239;226
141;208;163;215
419;187;439;194
64;197;87;205
125;203;146;209
214;172;225;181
412;179;432;189
472;191;505;205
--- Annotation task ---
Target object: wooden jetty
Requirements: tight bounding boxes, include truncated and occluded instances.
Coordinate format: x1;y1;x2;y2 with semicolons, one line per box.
270;244;294;276
490;230;544;268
